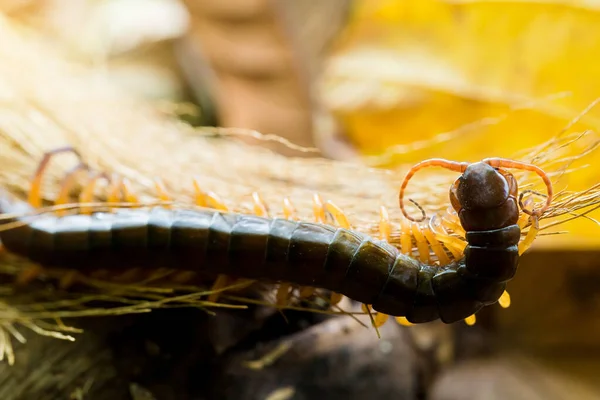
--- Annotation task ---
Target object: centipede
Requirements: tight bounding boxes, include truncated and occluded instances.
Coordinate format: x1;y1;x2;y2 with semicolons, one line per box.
0;147;552;327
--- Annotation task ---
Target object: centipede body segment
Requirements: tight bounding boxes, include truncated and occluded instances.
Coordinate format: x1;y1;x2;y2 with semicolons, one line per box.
0;148;551;325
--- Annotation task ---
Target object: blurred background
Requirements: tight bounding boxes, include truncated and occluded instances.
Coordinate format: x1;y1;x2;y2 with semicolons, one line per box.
2;1;600;399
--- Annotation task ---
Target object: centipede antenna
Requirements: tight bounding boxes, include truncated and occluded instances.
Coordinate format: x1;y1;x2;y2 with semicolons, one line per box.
482;158;553;216
408;199;427;222
399;158;468;222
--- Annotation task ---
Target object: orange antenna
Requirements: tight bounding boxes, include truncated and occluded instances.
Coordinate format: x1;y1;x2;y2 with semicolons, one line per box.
399;158;468;222
482;158;552;216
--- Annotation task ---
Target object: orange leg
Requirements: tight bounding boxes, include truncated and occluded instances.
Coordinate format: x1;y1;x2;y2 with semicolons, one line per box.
361;304;389;328
325;200;351;229
282;197;297;220
498;290;511;308
276;283;292;307
58;270;80;289
78;172;111;214
54;164;90;208
29;146;86;208
464;314;476;326
312;194;343;306
379;206;392;242
252;192;269;217
283;197;314;299
207;274;230;303
430;213;465;260
312;194;326;223
379;208;417;327
59;171;110;288
154;178;172;207
421;226;450;265
107;175;123;204
193;182;231;302
519;215;540;255
15;264;44;286
299;286;315;299
411;222;430;264
21;147;88;286
192;178;228;211
120;178;140;204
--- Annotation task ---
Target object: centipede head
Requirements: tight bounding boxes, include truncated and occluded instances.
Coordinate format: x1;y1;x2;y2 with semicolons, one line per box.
449;162;518;212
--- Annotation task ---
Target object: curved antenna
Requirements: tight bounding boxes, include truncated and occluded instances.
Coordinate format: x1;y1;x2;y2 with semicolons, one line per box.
483;158;553;217
399;158;468;222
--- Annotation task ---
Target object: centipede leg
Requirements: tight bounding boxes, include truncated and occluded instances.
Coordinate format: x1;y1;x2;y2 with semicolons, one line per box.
422;226;450;265
394;217;415;327
154;178;172;207
498;290;511;308
53;173;114;289
312;194;327;223
282;198;297;220
519;215;540;255
20;148;87;285
193;182;233;302
430;213;465;259
361;206;397;328
324;200;351;229
331;200;388;328
312;194;343;307
299;286;315;299
120;178;140;204
192;178;228;211
55;161;92;204
28;146;86;207
15;264;44;286
362;304;389;329
79;172;112;214
252;192;269;217
107;175;123;205
207;274;231;303
464;314;476;326
276;283;292;307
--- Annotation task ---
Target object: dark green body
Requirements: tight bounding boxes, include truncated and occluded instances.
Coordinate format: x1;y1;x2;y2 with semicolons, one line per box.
0;199;520;324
